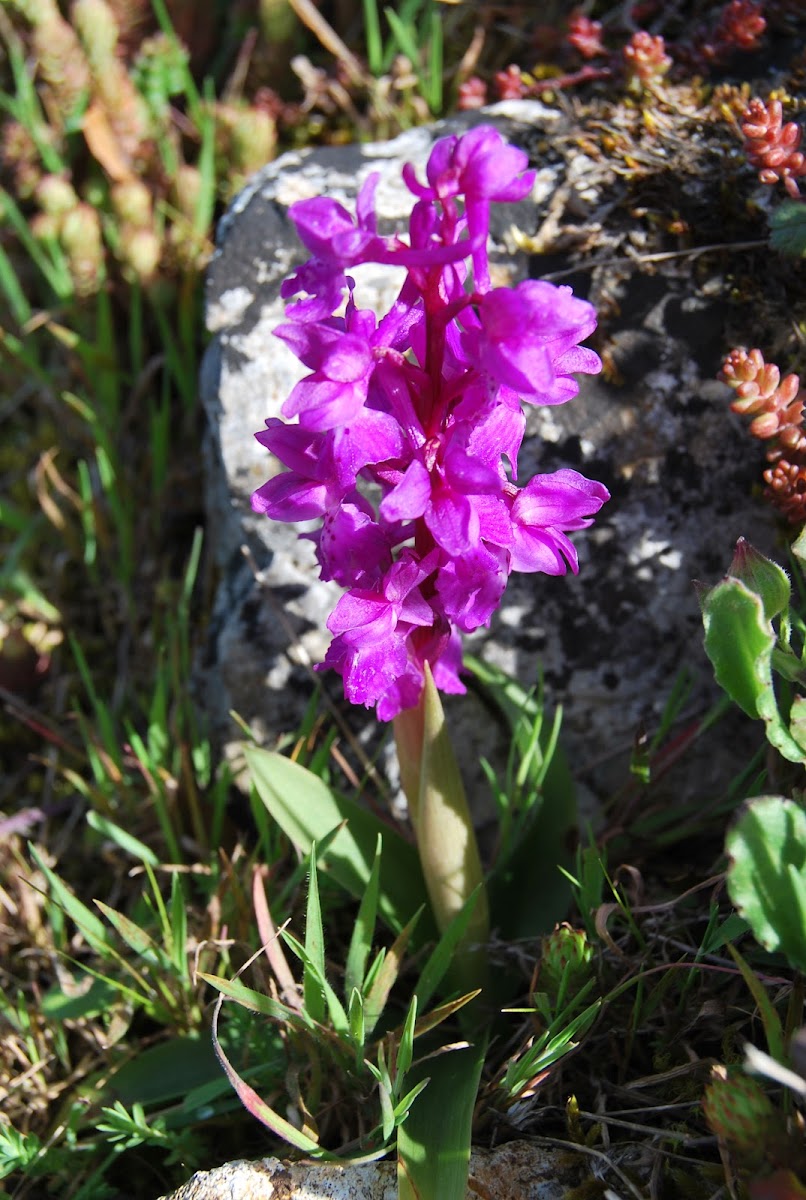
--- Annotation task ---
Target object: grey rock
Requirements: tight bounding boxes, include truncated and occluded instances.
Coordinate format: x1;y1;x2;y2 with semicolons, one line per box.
157;1141;585;1199
198;100;774;814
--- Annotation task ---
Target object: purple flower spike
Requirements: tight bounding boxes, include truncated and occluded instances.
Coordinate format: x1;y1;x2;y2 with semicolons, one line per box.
252;126;609;718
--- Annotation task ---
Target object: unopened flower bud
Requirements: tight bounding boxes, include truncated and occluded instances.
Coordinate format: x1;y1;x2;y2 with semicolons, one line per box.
171;164;202;222
30;211;62;241
540;924;593;997
229;107;277;177
727;538;790;622
36;174;79;216
118;225;161;280
702;1067;776;1165
110;179;152;228
60;201;104;296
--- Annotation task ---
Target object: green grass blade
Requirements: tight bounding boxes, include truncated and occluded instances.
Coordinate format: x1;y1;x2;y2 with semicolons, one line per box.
362;0;384;74
94;900;165;964
28;846;110;953
381;0;423;71
280;929;348;1033
170;872;189;981
0;241;32;324
414;885;482;1013
345;834;382;997
0;188;72;298
85;812;159;866
199;972;309;1027
426;3;443;114
69;634;121;767
363;908;421;1036
396;995;417;1082
303;852;327;1025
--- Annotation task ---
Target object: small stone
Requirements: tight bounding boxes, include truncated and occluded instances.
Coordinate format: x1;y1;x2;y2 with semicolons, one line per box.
157;1141;585;1199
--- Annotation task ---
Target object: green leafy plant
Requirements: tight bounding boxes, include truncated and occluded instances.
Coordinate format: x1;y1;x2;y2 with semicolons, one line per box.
201;841;481;1164
726;795;806;973
700;534;806;763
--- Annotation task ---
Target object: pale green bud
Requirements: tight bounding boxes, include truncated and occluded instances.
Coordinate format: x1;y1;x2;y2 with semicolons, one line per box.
540;924;594;996
110;180;152;228
36;175;79;216
119;226;161;281
60;202;104;296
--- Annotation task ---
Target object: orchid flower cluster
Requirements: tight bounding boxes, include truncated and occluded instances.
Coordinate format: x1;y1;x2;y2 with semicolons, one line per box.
252;125;609;720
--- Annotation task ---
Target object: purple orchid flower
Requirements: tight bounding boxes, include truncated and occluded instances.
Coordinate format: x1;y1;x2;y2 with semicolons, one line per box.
253;125;609;718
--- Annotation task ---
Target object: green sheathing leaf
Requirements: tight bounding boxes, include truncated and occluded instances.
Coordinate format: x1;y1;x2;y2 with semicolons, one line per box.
415;666;489;956
245;746;434;940
397;1039;485;1200
726;796;806;974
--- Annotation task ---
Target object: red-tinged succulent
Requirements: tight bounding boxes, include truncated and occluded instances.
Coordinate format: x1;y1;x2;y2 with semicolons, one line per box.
722;348;806;523
567;11;605;60
742;97;806;199
623;31;672;89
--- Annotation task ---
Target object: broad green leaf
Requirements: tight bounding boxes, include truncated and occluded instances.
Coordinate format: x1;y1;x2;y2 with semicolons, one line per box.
793;526;806;568
755;681;806;764
790;695;806;754
110;1036;219;1107
726;796;806;978
41;976;121;1021
702;577;773;718
397;1038;485;1200
245;746;433;939
770;199;806;257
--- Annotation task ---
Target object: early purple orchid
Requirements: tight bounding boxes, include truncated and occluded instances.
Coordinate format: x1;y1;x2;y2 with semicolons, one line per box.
252;124;609;719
